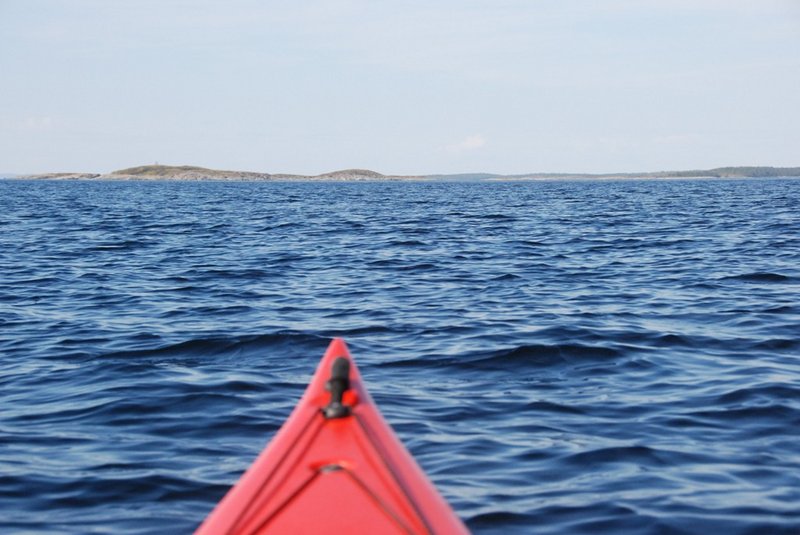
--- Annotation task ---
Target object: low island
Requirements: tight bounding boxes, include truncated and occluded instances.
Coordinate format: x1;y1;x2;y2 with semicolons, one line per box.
13;165;800;181
19;165;422;181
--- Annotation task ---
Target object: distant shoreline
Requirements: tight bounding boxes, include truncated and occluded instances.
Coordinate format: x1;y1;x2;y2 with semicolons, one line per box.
7;164;800;182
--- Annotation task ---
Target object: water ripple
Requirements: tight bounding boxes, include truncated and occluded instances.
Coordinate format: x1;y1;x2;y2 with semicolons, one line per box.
1;178;799;533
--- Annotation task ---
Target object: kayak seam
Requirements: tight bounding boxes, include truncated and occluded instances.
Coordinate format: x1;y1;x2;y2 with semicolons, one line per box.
242;470;322;535
343;466;417;535
354;412;435;535
227;412;324;535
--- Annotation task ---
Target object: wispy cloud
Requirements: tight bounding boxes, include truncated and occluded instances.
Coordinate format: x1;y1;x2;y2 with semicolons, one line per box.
0;117;57;132
23;116;55;131
445;134;487;153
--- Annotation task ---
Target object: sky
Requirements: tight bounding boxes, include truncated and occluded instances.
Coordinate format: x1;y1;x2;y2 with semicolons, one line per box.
1;0;799;175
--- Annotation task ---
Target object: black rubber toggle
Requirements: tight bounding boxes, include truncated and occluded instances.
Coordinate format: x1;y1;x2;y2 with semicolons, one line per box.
322;357;351;419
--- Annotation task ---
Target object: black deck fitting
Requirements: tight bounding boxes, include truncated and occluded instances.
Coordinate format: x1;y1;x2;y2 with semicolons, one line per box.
322;357;351;419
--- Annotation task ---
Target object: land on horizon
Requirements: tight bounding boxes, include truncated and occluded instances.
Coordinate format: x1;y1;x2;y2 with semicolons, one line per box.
10;164;800;181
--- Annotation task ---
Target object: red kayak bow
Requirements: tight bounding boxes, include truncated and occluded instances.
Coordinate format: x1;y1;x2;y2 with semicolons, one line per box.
196;338;468;534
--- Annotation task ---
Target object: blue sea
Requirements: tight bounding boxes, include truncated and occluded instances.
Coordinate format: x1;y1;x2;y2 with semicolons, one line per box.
1;178;799;534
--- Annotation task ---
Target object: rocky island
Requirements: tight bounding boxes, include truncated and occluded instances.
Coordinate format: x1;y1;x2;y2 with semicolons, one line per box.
21;165;423;181
14;165;800;181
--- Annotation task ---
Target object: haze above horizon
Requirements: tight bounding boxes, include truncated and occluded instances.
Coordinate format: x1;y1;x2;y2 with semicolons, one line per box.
2;1;799;176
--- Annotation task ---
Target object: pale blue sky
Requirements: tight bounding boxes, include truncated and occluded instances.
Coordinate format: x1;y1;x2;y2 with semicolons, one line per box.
2;0;799;175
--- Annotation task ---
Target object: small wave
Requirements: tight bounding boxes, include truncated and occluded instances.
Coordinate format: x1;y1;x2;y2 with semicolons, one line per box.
98;332;326;361
761;305;796;314
557;445;708;469
466;511;532;531
685;404;800;425
203;267;280;279
258;221;299;231
491;273;523;281
325;324;399;337
512;239;546;247
524;400;586;415
396;262;439;272
87;239;152;251
722;272;794;283
716;384;800;405
752;338;800;351
458;343;622;370
461;213;517;221
366;259;400;267
388;239;428;247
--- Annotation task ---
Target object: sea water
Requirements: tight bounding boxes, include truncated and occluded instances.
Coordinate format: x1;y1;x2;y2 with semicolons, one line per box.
1;178;799;534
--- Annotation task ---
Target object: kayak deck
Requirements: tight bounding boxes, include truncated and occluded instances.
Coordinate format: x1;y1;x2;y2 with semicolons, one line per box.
196;338;468;534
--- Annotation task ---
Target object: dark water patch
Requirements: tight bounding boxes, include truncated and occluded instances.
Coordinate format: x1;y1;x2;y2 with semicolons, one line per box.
751;338;800;351
685;404;800;426
466;511;536;533
396;262;439;272
474;213;518;221
457;343;623;370
389;239;429;246
715;384;800;405
491;273;523;281
97;332;326;362
511;238;547;248
87;239;154;251
524;400;586;415
721;272;794;283
558;445;681;468
761;305;796;314
325;324;400;337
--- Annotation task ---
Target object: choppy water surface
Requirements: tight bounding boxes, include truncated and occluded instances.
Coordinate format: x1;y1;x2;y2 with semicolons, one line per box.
1;178;799;534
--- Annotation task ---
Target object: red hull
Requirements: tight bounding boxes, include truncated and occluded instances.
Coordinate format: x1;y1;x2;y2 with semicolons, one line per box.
196;338;468;534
